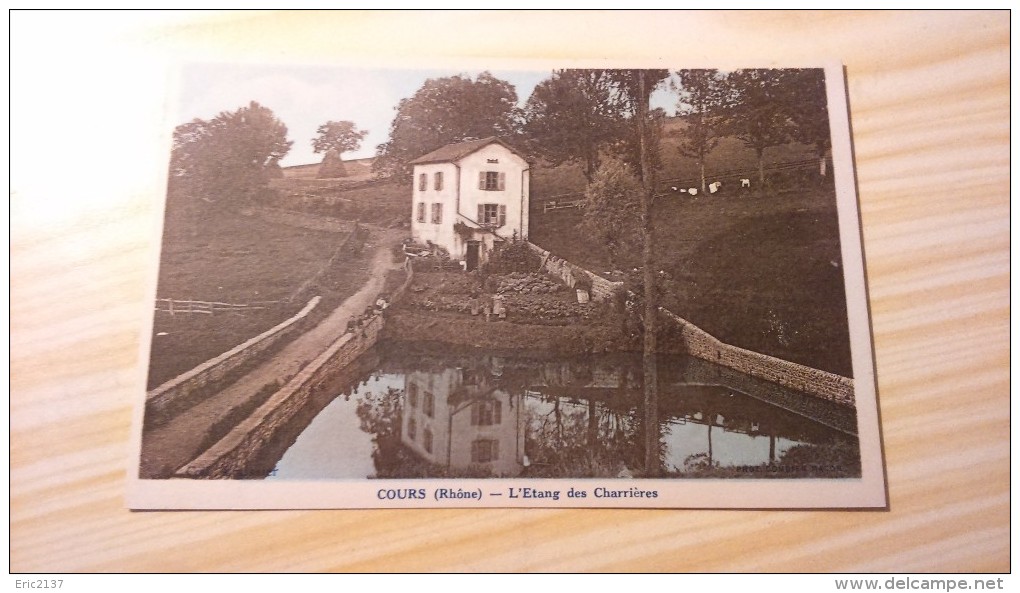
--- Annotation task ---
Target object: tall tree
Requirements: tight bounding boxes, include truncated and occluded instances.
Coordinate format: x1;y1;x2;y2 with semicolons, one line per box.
523;69;629;183
786;68;832;177
724;69;796;193
169;100;292;209
373;72;521;179
311;120;367;178
605;68;669;476
675;69;725;193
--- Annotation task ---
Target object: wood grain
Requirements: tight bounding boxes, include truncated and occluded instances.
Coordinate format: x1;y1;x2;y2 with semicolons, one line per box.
10;10;1009;572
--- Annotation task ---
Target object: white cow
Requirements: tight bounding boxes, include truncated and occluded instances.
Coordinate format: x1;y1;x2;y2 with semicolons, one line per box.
740;178;751;188
709;181;722;194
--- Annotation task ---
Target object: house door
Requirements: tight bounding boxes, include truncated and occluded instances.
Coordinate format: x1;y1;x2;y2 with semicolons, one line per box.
466;241;480;271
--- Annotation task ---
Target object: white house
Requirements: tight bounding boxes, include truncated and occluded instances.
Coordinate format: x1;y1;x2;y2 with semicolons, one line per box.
409;137;530;271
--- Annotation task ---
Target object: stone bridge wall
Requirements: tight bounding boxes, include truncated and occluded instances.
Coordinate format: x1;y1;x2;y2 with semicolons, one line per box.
176;312;385;479
145;296;321;420
175;264;414;479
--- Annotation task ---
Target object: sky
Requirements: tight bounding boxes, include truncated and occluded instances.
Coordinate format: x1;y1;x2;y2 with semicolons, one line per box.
174;63;677;167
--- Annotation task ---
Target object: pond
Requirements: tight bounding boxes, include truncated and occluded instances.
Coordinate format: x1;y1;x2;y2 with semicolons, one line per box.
264;345;860;480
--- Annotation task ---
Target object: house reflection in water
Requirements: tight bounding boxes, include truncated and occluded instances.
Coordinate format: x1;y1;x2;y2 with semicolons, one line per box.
268;350;859;480
401;358;526;477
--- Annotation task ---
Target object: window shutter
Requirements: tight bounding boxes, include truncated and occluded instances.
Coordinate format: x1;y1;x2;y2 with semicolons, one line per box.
493;401;502;424
498;172;506;191
491;440;499;461
477;204;484;223
471;404;479;426
498;204;506;227
479;172;486;190
435;172;443;191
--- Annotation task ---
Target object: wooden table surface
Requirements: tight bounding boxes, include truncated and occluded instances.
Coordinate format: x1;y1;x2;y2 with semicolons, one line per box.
10;11;1010;573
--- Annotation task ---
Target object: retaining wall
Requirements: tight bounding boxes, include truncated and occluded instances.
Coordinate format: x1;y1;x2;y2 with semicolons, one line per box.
177;313;385;478
660;308;855;407
525;244;853;406
146;296;320;419
526;242;624;301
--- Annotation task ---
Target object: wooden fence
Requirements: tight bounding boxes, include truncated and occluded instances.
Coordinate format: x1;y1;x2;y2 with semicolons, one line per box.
154;298;281;316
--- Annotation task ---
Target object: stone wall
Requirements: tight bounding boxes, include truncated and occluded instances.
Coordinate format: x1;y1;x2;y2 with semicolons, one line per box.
526;242;624;301
176;312;385;479
146;296;321;419
660;308;855;407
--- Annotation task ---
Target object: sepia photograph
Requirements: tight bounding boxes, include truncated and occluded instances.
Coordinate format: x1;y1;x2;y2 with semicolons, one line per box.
129;61;884;508
13;8;1008;573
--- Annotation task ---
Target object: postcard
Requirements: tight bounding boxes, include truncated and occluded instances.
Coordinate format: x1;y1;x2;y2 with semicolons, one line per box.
127;61;886;509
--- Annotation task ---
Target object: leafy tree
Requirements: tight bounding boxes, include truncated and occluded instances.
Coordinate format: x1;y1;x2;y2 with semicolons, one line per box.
722;69;796;193
373;72;521;179
523;69;629;183
312;120;367;178
581;156;642;266
169;101;292;210
786;68;832;177
674;69;726;193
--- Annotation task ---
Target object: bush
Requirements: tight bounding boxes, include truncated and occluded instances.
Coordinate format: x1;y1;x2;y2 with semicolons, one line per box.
484;237;540;274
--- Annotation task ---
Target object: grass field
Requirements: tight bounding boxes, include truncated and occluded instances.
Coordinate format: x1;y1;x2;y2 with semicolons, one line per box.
529;117;824;199
147;208;372;388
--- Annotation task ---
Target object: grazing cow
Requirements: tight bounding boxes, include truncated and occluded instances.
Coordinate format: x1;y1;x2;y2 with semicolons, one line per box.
740;178;751;188
709;181;722;194
688;188;698;196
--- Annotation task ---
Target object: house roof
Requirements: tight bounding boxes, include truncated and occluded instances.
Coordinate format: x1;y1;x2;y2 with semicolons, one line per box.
408;136;526;165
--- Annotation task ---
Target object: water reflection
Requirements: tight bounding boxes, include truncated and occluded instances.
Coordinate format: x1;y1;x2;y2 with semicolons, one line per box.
267;349;860;480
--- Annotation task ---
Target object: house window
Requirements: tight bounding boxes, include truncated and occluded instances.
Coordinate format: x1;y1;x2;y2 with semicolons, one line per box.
471;439;500;463
470;400;502;426
418;173;427;191
434;171;443;191
407;418;417;440
424;391;434;418
431;203;442;224
423;428;433;454
477;204;507;227
416;202;426;223
478;171;505;191
408;383;418;408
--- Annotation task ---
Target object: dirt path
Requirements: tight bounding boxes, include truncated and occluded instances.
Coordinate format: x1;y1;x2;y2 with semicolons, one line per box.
139;226;406;478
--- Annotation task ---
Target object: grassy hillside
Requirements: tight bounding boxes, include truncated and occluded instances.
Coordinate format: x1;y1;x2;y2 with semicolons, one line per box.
281;156;375;180
148;206;372;388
